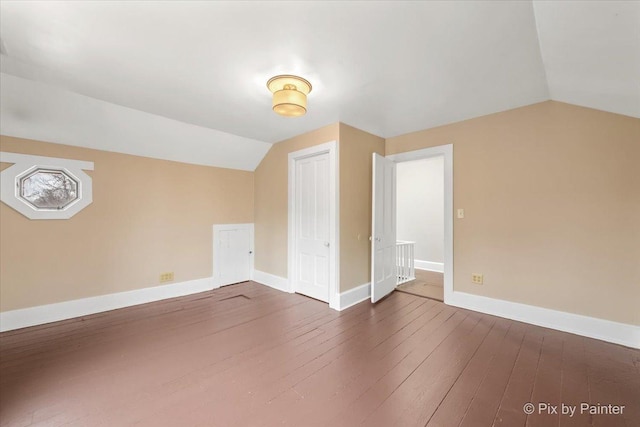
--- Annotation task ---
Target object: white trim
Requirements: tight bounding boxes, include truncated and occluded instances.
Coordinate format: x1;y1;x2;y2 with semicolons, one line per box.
387;144;453;304
287;140;340;309
0;277;215;332
212;223;254;287
415;260;444;273
338;282;371;311
251;272;369;313
0;151;94;220
448;291;640;349
252;269;291;293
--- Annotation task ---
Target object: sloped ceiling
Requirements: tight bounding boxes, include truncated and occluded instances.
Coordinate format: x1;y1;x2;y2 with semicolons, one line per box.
0;1;637;170
533;1;640;118
0;73;271;170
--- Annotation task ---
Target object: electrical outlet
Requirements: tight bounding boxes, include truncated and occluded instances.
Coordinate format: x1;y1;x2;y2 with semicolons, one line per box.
160;272;174;283
472;273;483;285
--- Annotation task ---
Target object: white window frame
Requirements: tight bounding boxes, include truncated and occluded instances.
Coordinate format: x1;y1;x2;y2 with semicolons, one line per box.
0;152;94;220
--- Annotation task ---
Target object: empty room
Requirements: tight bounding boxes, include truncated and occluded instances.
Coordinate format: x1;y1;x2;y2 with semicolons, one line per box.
0;1;638;426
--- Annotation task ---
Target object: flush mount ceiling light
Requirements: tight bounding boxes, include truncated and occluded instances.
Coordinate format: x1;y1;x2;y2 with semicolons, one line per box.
267;75;312;117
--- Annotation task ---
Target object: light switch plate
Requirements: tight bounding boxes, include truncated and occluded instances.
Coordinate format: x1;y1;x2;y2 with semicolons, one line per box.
457;209;465;219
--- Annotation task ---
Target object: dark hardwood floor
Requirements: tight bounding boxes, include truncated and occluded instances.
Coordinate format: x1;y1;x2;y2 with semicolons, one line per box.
397;269;444;302
1;281;638;426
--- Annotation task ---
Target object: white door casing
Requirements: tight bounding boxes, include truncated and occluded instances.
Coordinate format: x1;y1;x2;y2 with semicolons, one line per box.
386;144;453;303
371;153;397;303
288;141;339;308
213;223;254;287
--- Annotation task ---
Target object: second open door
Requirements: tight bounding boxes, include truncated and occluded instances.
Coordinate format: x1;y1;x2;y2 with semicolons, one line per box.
371;153;397;303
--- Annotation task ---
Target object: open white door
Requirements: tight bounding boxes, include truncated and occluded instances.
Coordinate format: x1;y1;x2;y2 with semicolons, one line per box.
371;153;397;303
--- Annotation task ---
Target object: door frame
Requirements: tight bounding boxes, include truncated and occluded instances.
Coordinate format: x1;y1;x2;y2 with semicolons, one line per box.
212;223;254;287
288;140;340;309
386;144;453;303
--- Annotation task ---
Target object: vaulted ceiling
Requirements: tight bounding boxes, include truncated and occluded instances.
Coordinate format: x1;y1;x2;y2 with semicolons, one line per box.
1;1;638;170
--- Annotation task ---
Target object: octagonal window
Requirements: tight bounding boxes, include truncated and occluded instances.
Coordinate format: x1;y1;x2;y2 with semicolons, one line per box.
19;168;79;210
1;152;94;220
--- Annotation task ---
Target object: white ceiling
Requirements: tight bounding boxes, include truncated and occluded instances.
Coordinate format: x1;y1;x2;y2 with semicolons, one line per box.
533;1;640;118
0;73;271;170
0;1;638;169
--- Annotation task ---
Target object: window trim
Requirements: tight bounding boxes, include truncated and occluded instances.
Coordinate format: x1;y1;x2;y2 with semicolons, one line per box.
0;152;94;220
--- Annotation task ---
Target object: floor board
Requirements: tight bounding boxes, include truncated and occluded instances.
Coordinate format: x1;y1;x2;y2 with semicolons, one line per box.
1;281;638;427
397;270;444;302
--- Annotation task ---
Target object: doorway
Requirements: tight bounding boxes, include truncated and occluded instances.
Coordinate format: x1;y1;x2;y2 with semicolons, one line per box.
288;141;339;307
371;144;453;303
395;156;445;301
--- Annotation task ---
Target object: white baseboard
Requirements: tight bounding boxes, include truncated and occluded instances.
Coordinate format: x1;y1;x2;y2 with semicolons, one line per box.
415;260;444;273
0;277;216;333
448;291;640;349
252;269;291;293
338;282;371;311
5;273;634;349
252;270;366;312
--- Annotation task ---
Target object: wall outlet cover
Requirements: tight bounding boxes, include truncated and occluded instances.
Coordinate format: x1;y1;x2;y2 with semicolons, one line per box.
160;272;175;283
472;273;483;284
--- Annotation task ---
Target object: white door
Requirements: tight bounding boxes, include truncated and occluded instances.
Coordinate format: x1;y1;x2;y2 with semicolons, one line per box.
294;153;330;302
371;153;397;303
213;224;253;286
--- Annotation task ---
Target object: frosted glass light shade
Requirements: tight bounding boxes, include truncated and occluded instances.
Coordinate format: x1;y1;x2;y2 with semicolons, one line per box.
267;75;312;117
273;89;307;116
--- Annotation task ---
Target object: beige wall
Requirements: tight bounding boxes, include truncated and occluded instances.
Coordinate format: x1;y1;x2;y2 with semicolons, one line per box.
253;122;383;293
253;123;339;278
0;136;254;312
339;123;385;291
5;101;638;327
386;101;640;325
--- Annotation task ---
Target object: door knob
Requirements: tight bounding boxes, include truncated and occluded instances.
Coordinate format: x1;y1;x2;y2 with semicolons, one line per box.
324;242;330;247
